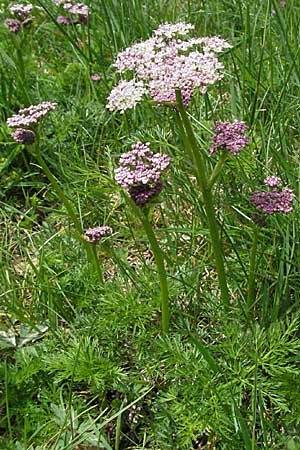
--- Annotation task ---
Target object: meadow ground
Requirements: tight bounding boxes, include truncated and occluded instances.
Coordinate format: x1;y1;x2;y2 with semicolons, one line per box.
1;0;300;449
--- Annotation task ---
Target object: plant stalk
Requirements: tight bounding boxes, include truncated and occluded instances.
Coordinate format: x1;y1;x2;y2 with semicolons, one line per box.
29;143;104;285
175;89;230;307
128;198;170;334
247;226;259;311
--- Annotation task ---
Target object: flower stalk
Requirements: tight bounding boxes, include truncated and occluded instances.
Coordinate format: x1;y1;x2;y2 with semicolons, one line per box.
247;225;259;312
128;197;170;334
175;89;230;308
29;141;104;285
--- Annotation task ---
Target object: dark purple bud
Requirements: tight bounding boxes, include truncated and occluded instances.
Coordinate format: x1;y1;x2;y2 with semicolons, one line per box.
12;128;35;145
128;181;163;206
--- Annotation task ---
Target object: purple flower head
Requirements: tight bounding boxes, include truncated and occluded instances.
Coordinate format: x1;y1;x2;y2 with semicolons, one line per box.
107;23;231;112
68;3;89;18
115;141;170;206
264;175;281;187
209;121;249;155
84;226;112;244
115;141;170;188
280;1;286;7
91;73;101;81
5;18;21;32
12;128;35;145
7;102;57;128
250;180;295;215
57;15;72;25
61;2;89;23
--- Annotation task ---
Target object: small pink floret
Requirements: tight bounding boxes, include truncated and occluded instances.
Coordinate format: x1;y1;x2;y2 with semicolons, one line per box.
264;176;281;187
209;121;249;155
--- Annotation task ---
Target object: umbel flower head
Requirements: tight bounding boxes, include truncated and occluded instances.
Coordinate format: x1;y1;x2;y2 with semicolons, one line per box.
5;18;21;32
8;3;33;20
209;121;249;155
5;3;34;32
7;102;57;128
84;226;112;244
250;176;295;215
107;22;231;113
115;141;170;206
53;0;89;24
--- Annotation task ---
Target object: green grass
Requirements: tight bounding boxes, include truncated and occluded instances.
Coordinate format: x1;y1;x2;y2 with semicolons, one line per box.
1;0;300;448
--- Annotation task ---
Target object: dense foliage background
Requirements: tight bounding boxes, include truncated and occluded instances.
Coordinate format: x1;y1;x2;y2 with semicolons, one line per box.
1;0;300;448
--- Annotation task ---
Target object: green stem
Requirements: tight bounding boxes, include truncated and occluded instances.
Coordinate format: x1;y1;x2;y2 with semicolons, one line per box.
14;35;31;104
202;187;230;307
175;89;230;308
247;226;259;311
30;144;104;285
128;198;170;334
174;113;202;186
208;152;229;189
175;89;207;191
91;244;104;284
33;149;81;232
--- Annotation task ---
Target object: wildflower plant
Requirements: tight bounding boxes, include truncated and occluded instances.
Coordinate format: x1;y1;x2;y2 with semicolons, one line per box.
108;22;239;331
6;102;105;285
107;21;296;333
2;3;300;449
5;2;34;32
115;141;171;333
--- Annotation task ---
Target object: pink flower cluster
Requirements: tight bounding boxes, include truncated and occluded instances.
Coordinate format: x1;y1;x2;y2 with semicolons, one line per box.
5;2;34;32
53;0;89;25
7;102;57;144
91;73;101;81
107;22;231;112
251;177;295;215
5;18;21;32
7;102;57;128
115;141;170;188
115;141;170;206
209;121;249;155
264;175;282;187
8;3;33;20
84;226;112;243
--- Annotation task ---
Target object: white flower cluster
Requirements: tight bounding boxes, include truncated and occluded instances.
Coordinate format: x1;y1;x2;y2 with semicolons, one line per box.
8;3;33;19
107;22;232;112
107;80;147;114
